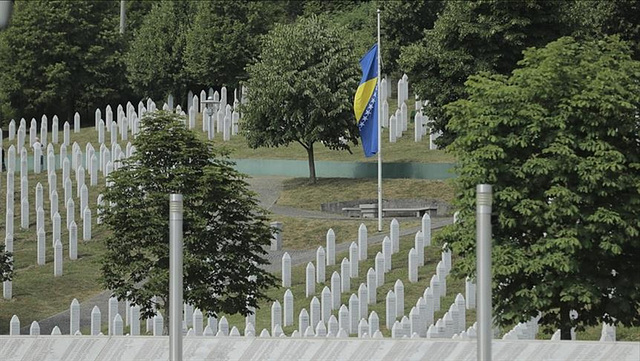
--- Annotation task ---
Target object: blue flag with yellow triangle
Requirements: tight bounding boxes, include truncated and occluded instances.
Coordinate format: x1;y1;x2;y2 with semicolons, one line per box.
354;44;378;157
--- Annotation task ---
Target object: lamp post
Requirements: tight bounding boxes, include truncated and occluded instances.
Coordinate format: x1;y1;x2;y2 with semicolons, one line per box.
201;96;219;140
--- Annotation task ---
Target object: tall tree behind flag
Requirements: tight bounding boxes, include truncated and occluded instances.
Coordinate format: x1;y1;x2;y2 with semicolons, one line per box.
354;44;379;157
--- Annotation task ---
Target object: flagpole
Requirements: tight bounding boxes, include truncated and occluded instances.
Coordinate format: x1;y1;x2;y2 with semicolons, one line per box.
377;9;383;232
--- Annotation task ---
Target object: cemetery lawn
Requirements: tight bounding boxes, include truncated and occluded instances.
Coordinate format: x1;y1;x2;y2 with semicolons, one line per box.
277;178;455;212
272;215;421;250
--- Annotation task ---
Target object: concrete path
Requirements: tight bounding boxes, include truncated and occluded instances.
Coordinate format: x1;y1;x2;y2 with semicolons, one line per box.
27;176;452;334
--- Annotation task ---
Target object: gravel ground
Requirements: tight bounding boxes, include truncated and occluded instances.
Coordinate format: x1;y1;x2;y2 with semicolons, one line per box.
28;176;452;334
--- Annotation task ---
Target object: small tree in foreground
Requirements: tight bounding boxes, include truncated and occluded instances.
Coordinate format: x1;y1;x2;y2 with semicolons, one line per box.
100;111;277;334
242;16;360;184
439;36;640;339
0;245;12;283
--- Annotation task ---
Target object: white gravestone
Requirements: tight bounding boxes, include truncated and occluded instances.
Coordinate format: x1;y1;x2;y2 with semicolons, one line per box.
108;296;118;335
305;262;315;297
54;239;63;276
283;289;294;326
340;258;350;292
375;252;385;287
83;207;91;240
395;279;405;316
316;246;325;283
338;305;349;335
69;221;77;260
63;121;70;146
70;298;80;335
390;219;399;253
281;252;291;288
349;242;358;278
348;294;359;335
10;315;20;335
369;311;379;336
415;231;424;266
382;237;392;272
358;283;368;322
326;228;335;265
422;213;431;246
37;227;45;265
91;306;101;335
321;286;331;323
74;112;80;133
358;223;367;260
270;221;282;251
20;197;29;229
330;271;341;310
367;268;377;304
408;248;418;283
298;309;309;335
386;290;396;329
389;115;397;143
309;297;320;330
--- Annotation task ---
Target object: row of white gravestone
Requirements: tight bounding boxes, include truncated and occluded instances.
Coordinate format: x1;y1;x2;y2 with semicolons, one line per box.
281;214;434;290
2;141;125;298
275;217;455;338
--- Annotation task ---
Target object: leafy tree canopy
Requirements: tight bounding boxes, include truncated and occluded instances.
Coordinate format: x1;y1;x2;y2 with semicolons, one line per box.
0;0;127;124
0;245;12;283
183;1;287;90
399;0;568;147
100;110;276;333
438;36;640;339
380;0;444;74
125;1;194;102
242;16;360;183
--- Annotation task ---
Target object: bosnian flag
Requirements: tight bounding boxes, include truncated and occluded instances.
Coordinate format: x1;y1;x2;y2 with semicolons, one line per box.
353;44;378;157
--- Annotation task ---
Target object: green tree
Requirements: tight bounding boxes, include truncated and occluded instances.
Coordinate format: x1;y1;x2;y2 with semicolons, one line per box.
125;1;194;103
100;111;277;334
0;0;127;124
380;0;444;74
563;0;640;59
439;36;640;339
242;16;360;184
399;0;567;147
183;1;285;90
0;245;12;283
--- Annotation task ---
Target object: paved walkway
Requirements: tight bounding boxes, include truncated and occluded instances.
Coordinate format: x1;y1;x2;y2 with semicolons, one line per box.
28;176;452;334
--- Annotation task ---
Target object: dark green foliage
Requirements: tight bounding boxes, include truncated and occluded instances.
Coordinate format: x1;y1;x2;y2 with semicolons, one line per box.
242;16;360;183
439;36;640;338
0;0;127;124
564;0;640;59
183;1;282;89
124;1;194;102
399;0;568;147
100;111;277;331
380;0;444;74
317;0;377;57
0;245;12;283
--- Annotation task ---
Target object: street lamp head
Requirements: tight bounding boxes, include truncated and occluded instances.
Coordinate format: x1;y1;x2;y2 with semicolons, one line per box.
201;96;219;117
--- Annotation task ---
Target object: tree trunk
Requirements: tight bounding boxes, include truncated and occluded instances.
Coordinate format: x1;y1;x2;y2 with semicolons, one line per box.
163;299;170;336
306;142;316;184
560;303;572;340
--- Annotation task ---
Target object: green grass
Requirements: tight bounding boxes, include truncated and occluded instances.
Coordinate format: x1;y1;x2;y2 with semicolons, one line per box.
1;115;638;341
219;230;463;337
277;177;455;212
0;166;110;334
271;215;421;251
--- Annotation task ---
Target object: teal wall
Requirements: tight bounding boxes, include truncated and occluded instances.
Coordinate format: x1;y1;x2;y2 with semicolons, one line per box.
230;159;456;179
6;154;455;179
